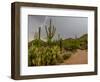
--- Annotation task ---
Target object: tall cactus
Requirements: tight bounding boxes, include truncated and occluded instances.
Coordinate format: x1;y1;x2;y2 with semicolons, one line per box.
34;27;41;47
38;27;41;40
45;19;56;46
60;38;62;52
38;27;41;47
34;27;41;40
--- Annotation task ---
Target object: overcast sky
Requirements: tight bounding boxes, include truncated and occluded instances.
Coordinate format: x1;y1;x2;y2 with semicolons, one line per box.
28;15;88;42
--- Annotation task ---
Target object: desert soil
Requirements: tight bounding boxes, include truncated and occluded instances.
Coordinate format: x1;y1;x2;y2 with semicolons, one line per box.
63;49;88;64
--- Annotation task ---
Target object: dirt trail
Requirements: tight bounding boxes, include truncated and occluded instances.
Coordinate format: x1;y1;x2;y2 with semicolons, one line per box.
63;49;88;64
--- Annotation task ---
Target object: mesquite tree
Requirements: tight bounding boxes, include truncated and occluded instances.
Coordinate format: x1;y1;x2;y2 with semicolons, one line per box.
45;19;56;46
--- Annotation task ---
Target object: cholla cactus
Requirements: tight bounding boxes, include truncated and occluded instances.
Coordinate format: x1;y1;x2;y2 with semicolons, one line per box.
45;19;56;45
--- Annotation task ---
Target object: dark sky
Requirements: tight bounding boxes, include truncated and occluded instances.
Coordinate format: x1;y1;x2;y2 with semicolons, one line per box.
28;15;88;42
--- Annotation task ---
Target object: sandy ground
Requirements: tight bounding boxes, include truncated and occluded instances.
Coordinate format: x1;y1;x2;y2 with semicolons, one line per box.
63;49;88;64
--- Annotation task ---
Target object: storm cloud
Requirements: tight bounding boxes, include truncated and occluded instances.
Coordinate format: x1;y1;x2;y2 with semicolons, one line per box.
28;15;88;42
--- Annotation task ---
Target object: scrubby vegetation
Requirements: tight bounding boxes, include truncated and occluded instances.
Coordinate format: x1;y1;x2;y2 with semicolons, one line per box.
63;34;87;51
28;19;88;66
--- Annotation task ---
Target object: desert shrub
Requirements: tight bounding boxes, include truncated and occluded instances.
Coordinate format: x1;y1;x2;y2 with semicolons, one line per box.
79;40;87;50
28;45;64;66
63;39;80;51
78;34;88;50
62;34;88;51
63;52;72;60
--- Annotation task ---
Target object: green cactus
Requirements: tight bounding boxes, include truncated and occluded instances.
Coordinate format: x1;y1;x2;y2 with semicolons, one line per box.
28;45;64;66
38;27;41;40
38;27;41;47
60;38;62;52
45;19;56;46
34;27;41;47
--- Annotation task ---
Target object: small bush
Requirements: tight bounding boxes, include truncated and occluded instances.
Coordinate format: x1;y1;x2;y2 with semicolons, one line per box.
63;52;72;60
28;45;64;66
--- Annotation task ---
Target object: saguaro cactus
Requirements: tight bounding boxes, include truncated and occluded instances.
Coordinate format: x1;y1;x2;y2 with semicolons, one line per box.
38;27;41;40
38;27;41;46
33;27;41;47
60;38;62;52
45;19;56;46
34;27;41;40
